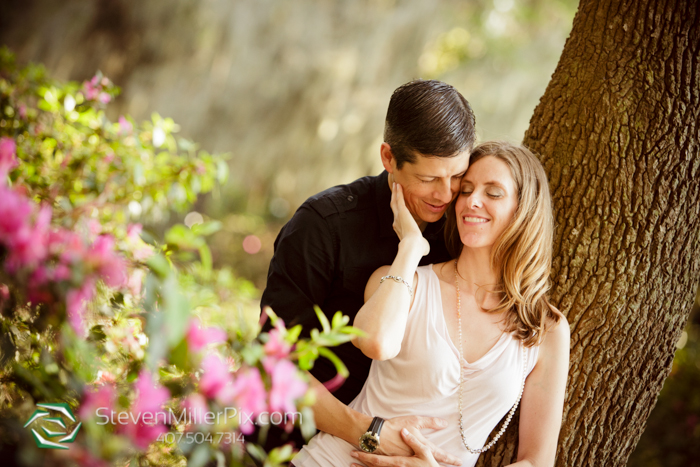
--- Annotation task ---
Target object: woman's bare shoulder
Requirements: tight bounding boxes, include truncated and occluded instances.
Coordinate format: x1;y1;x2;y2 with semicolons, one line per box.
430;261;454;282
542;307;570;351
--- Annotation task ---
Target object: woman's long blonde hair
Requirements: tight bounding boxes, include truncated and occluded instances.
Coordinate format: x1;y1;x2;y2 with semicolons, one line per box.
444;141;562;347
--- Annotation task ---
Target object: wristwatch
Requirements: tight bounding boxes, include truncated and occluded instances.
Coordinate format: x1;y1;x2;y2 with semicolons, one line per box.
359;416;385;453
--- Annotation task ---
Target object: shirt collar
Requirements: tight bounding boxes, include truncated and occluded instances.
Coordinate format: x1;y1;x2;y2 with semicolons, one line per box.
375;170;447;240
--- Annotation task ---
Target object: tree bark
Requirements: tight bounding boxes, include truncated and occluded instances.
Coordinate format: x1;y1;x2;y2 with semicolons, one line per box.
477;0;700;465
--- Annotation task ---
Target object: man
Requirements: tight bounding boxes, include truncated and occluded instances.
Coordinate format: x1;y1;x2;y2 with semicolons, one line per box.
261;79;475;462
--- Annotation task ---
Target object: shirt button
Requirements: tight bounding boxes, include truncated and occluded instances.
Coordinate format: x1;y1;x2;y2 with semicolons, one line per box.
347;195;354;202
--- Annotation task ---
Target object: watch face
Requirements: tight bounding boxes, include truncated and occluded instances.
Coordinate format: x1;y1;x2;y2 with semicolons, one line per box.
359;433;380;453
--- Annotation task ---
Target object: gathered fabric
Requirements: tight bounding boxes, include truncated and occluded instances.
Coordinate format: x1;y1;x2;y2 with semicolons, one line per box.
294;265;539;467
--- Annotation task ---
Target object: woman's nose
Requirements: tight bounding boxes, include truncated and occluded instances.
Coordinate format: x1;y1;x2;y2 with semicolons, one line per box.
469;193;483;208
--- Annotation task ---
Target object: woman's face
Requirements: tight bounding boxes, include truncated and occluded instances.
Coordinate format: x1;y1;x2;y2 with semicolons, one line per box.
455;155;519;251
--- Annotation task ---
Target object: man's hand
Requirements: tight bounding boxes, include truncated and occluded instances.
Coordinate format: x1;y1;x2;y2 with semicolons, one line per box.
372;416;460;466
351;428;447;467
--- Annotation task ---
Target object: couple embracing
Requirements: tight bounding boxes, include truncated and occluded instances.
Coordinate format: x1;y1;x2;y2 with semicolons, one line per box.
261;80;570;467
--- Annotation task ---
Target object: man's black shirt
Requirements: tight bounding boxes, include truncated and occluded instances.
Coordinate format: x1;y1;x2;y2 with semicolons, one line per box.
261;171;452;405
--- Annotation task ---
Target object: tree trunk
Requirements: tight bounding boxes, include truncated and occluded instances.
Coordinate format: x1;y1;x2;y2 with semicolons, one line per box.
477;0;700;465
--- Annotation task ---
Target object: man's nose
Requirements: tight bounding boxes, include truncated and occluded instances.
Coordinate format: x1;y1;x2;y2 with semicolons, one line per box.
434;179;453;203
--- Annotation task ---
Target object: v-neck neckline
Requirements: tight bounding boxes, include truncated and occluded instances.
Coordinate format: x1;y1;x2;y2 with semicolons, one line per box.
429;265;510;369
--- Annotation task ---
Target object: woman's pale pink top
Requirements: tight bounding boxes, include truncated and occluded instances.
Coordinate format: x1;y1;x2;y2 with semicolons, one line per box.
294;265;539;467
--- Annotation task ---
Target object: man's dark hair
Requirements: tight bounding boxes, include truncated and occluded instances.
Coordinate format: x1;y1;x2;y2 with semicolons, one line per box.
384;79;476;169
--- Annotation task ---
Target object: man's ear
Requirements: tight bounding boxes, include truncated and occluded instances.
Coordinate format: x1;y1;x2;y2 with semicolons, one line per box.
380;142;396;174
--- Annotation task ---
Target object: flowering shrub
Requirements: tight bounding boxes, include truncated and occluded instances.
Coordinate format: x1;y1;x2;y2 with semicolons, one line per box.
0;48;359;466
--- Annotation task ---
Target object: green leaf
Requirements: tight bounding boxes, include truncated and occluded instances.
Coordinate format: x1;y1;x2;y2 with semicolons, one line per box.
266;444;294;465
299;406;317;441
246;443;267;462
188;445;213;467
331;311;350;329
170;338;190;371
191;220;222;237
163;276;191;347
314;306;330;334
146;253;171;278
286;325;302;343
318;347;349;378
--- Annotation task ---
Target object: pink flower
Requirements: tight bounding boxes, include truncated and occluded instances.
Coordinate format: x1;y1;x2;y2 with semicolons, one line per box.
119;116;134;135
83;80;98;100
120;419;167;450
199;353;234;402
133;370;170;415
118;370;171;449
181;393;209;426
2;203;51;272
88;235;127;288
0;186;33;242
126;268;145;298
80;384;116;419
186;318;227;352
127;224;154;261
0;137;18;178
264;327;292;360
268;359;307;416
230;366;267;434
98;92;111;104
66;279;96;337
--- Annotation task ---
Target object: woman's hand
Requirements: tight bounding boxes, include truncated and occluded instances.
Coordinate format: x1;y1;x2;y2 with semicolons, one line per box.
391;183;429;257
376;416;461;465
350;428;443;467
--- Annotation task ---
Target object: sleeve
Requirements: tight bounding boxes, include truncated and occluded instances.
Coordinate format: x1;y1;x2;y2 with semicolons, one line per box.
260;204;337;335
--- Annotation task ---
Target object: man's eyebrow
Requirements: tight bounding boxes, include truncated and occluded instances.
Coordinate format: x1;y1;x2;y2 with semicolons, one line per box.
416;170;468;178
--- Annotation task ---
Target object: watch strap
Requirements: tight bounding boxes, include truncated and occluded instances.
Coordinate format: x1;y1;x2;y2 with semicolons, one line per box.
368;416;385;436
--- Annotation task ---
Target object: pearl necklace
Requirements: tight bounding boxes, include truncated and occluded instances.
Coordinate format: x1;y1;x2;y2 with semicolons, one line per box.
454;260;527;454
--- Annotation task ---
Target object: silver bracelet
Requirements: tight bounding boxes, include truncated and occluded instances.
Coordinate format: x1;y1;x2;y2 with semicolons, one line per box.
379;275;413;298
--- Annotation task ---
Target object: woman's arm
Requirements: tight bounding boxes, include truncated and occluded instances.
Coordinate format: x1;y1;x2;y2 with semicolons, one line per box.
510;314;571;467
352;183;429;360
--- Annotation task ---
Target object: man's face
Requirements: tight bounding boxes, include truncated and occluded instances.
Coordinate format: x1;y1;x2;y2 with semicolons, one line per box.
382;144;470;229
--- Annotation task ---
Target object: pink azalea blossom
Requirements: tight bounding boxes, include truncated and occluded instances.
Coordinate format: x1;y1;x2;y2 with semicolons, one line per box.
0;137;18;178
66;279;96;337
264;327;292;360
181;393;209;426
80;384;116;419
230;366;267;434
199;353;234;402
83;79;99;100
126;224;154;261
186;318;228;352
120;418;167;450
3;204;51;272
95;370;116;385
118;370;171;449
268;359;307;416
0;186;33;242
133;370;170;415
126;268;145;298
88;235;127;288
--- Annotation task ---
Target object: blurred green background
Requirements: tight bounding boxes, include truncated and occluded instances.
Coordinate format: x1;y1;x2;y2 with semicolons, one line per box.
1;0;697;464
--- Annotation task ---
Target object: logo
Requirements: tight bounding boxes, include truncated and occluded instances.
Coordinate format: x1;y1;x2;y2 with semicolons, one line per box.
23;403;82;449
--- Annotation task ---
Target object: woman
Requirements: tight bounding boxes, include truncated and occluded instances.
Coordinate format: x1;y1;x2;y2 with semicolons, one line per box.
294;142;570;467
